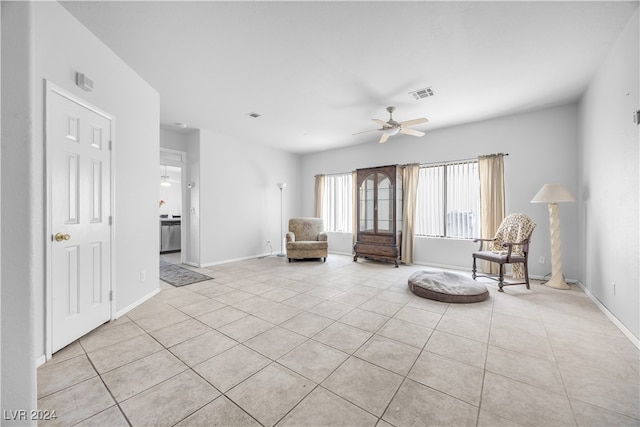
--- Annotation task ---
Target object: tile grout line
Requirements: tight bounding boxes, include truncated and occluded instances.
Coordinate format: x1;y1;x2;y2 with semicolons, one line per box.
376;299;442;426
474;294;494;427
77;339;134;427
42;257;639;425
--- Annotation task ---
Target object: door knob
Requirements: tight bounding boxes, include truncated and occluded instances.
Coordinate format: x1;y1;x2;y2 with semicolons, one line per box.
54;233;71;242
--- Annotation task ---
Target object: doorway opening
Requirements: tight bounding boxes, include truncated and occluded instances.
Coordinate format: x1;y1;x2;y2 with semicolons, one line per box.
159;148;187;266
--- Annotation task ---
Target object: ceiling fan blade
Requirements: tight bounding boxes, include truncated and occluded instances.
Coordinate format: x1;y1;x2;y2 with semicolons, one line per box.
372;119;388;127
400;128;425;137
399;118;428;127
379;133;390;144
353;128;380;135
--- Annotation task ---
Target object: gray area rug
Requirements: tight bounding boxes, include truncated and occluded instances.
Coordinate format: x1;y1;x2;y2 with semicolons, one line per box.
160;260;212;287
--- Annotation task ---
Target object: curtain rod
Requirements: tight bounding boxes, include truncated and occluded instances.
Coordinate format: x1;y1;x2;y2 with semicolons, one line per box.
315;171;353;178
315;153;509;176
420;152;509;167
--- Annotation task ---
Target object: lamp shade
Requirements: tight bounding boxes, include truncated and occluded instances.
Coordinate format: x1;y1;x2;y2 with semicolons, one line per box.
276;182;287;190
531;183;576;203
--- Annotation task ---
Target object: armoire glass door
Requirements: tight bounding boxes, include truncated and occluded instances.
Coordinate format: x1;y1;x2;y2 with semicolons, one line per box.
359;172;393;233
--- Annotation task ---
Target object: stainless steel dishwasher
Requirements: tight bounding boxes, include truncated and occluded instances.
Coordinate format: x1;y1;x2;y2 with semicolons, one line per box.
160;219;181;253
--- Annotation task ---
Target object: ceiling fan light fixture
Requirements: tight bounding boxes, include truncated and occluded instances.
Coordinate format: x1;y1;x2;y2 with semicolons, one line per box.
354;106;428;143
160;179;171;187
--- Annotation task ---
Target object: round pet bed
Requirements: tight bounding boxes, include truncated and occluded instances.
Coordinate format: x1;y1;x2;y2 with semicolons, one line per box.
408;270;489;303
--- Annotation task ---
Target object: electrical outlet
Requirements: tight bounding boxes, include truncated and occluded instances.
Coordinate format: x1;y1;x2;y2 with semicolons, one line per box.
538;256;545;264
140;270;146;283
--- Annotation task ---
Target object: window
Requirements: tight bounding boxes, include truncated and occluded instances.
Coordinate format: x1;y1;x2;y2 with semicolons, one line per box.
322;173;353;232
415;160;480;239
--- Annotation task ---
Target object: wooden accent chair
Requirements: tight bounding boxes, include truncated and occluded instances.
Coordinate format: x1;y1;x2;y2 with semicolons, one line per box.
472;213;536;292
286;218;328;262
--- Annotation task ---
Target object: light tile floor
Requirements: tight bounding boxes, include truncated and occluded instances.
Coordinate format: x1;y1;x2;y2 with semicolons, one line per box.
38;254;640;426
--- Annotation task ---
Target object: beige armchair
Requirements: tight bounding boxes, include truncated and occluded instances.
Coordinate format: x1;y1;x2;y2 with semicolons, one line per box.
286;218;328;262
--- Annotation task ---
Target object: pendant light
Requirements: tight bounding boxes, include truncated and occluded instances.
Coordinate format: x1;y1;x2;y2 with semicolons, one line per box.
161;165;171;187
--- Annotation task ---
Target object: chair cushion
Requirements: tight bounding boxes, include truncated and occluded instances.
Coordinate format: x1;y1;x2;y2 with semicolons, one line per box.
408;270;489;303
286;241;328;251
473;250;526;263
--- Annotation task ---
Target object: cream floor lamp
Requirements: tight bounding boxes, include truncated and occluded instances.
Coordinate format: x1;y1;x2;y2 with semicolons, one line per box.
531;183;576;289
277;182;287;257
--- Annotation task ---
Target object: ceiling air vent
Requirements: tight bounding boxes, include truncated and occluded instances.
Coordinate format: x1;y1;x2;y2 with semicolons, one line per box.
245;112;261;118
409;87;435;100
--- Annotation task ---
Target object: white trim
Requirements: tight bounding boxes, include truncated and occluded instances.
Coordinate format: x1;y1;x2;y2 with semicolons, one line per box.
328;250;353;257
199;254;267;268
35;355;46;368
114;288;160;319
44;81;115;360
576;281;640;349
196;252;295;268
412;260;473;272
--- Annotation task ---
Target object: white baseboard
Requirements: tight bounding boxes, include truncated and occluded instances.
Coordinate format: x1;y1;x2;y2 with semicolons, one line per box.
114;288;160;319
328;250;353;257
200;253;276;268
575;281;640;349
36;354;46;368
412;261;472;272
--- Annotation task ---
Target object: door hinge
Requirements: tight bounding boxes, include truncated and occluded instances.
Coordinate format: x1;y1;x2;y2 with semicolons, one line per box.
109;290;113;301
108;216;113;226
108;140;112;150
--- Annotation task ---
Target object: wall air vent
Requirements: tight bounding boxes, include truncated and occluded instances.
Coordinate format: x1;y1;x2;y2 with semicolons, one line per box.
409;87;435;100
245;112;261;118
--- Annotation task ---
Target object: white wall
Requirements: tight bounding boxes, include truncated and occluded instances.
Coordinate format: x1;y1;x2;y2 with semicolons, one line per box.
160;128;301;265
185;130;201;265
160;127;188;152
301;104;580;278
32;1;160;318
1;2;37;422
1;2;160;415
197;130;301;265
0;0;3;414
579;10;639;339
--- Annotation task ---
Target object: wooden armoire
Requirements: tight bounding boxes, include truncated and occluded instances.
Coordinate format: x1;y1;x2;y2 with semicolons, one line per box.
353;165;403;267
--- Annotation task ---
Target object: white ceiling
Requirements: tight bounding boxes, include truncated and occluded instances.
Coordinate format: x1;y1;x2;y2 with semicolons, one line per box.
61;1;638;154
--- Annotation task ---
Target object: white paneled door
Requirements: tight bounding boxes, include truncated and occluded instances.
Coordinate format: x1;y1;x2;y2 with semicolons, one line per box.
48;85;112;353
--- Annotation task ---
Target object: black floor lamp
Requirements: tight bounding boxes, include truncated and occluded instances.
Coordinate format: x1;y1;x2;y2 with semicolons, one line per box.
277;182;287;257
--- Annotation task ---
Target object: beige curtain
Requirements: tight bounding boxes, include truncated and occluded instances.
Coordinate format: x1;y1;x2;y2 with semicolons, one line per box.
401;164;420;264
478;153;505;273
314;175;325;218
351;170;358;250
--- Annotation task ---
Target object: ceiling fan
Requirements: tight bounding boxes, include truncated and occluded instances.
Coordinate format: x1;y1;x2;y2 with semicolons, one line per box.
353;106;428;143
